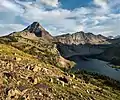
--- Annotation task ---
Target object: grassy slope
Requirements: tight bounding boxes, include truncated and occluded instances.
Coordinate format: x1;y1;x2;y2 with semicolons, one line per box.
0;43;120;100
0;34;120;99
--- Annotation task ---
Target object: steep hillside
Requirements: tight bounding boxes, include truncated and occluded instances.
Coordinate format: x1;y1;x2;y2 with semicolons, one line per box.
98;45;120;65
56;43;106;58
0;42;120;100
0;22;74;70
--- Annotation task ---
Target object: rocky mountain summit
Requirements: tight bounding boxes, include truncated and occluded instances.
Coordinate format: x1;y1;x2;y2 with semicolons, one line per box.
10;22;53;40
25;22;53;39
55;31;109;45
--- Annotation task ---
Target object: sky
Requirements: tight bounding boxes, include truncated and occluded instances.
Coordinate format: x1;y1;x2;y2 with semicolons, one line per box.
0;0;120;36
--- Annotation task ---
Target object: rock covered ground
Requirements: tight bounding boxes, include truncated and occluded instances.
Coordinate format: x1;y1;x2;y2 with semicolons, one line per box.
0;43;120;100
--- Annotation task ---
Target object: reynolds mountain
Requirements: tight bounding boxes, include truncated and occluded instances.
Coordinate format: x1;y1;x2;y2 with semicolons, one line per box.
10;22;53;40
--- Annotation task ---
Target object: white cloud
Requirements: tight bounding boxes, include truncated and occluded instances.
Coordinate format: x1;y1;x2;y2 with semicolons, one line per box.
0;0;120;37
73;25;84;32
0;24;25;36
0;0;24;13
86;15;120;36
93;0;110;14
40;0;59;7
109;0;120;8
93;0;108;8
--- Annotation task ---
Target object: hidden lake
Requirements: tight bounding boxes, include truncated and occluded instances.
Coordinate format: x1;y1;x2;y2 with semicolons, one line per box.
67;55;120;82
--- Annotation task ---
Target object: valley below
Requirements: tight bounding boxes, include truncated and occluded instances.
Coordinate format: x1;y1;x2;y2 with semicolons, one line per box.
57;41;120;82
67;55;120;81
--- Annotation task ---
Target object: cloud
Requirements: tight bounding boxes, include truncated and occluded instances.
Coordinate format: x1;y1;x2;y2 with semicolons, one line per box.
0;0;24;13
85;14;120;36
109;0;120;7
40;0;59;7
0;24;25;36
93;0;110;14
0;0;120;37
93;0;108;8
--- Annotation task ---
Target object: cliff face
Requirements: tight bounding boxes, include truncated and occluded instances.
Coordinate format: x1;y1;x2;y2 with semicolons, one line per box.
24;22;53;39
55;31;109;45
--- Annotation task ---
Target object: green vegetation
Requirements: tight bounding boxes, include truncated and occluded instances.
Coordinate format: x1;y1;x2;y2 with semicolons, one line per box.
0;33;120;100
110;65;120;69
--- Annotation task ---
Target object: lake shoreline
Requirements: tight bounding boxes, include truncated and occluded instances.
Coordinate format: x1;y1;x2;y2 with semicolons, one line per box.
67;55;120;82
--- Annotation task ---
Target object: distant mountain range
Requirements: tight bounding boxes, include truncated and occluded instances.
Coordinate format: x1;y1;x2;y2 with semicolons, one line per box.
55;32;110;45
4;22;119;46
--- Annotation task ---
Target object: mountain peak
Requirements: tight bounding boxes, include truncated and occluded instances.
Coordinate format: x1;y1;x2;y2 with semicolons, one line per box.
24;22;46;36
26;22;45;32
10;22;53;40
24;22;53;39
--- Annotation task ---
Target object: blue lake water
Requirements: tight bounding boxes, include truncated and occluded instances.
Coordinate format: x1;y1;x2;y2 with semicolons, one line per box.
69;56;120;81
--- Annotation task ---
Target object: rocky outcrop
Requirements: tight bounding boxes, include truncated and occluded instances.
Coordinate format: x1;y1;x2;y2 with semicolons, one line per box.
24;22;53;39
10;22;53;40
55;31;109;45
